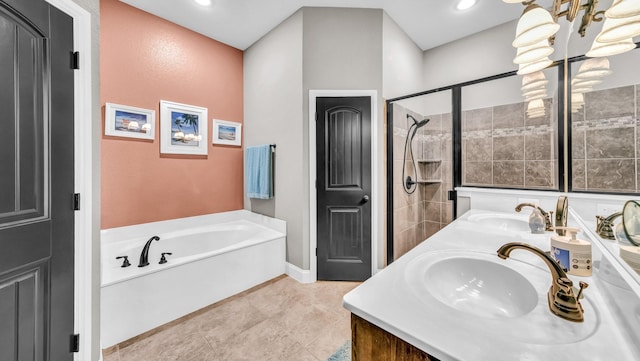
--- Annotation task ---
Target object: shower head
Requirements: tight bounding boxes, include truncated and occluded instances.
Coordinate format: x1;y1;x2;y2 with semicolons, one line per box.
406;114;430;129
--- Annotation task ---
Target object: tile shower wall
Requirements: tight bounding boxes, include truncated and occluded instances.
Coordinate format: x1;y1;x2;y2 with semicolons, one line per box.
572;85;639;193
462;98;557;189
393;104;453;259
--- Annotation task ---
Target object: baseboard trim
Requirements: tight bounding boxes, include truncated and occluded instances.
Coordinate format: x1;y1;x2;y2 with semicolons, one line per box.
285;262;315;283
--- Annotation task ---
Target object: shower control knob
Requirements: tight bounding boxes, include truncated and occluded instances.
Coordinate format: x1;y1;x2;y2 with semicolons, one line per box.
159;252;173;264
362;195;370;203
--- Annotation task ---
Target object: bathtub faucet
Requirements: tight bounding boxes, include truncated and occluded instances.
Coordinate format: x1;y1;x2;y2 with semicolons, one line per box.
138;236;160;267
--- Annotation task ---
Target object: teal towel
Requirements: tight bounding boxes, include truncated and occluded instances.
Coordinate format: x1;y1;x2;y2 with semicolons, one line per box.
245;145;273;199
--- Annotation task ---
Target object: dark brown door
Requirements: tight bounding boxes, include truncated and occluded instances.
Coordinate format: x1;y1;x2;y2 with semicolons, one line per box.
316;96;372;281
0;0;75;360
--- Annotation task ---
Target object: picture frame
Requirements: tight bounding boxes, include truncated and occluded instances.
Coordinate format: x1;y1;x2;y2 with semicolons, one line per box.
104;103;155;140
160;100;208;155
212;119;242;146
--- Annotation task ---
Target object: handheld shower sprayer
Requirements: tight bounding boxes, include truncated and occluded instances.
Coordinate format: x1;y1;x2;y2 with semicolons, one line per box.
407;114;430;129
402;114;430;194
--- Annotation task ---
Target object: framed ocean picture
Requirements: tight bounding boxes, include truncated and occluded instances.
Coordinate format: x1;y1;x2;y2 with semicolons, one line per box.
104;103;155;140
160;100;208;155
212;119;242;146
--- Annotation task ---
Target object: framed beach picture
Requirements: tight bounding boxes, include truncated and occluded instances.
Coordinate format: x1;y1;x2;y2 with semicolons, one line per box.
212;119;242;146
160;100;208;155
104;103;155;140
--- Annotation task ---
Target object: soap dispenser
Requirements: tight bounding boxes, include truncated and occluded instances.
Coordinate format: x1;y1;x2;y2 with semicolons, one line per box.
551;227;592;276
528;206;546;234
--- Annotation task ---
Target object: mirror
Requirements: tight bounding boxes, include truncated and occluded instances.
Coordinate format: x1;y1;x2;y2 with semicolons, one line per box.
622;200;640;247
461;67;560;190
555;196;568;235
620;200;640;277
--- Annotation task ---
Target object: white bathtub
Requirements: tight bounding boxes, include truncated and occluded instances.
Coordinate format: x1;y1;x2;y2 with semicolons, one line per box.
100;210;286;347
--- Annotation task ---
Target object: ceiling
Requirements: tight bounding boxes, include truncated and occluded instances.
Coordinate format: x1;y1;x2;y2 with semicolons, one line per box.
119;0;554;51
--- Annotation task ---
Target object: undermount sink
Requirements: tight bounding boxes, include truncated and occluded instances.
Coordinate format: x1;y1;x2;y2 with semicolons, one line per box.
405;251;537;319
466;213;531;232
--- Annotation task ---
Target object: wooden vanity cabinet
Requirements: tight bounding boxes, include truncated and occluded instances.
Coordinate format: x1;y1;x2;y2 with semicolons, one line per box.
351;314;439;361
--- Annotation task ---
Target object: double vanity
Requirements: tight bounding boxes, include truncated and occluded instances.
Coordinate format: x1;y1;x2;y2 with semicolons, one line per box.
344;200;640;360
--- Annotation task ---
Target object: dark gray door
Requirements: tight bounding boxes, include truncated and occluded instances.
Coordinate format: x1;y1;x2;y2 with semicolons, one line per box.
0;0;75;360
316;96;372;281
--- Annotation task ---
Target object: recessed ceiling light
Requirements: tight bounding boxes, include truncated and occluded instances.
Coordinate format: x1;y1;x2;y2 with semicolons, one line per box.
456;0;477;11
194;0;211;6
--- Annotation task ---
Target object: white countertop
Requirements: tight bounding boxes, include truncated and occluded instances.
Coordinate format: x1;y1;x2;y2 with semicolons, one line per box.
343;209;640;361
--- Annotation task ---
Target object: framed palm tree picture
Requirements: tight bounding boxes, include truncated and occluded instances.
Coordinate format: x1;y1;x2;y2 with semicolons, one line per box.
160;100;208;155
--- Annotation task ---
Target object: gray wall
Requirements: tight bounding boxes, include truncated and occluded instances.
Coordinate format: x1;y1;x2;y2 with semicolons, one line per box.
302;7;384;270
245;7;386;270
380;13;424;266
382;12;424;99
423;21;518;89
243;10;304;267
68;0;101;360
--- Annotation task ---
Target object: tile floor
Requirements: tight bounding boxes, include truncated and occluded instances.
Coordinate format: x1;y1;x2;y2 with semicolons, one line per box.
103;276;360;361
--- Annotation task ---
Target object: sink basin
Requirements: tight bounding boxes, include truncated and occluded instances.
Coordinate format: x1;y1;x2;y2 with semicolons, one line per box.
406;252;537;319
466;213;531;232
403;250;599;344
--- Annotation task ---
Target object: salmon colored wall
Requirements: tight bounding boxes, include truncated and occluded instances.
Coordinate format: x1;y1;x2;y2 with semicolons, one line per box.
100;0;244;229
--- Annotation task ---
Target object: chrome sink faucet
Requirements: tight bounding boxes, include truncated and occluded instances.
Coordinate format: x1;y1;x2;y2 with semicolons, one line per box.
497;242;589;322
515;203;554;231
138;236;160;267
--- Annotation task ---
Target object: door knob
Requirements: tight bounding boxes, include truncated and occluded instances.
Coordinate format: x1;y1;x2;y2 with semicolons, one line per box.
362;195;370;203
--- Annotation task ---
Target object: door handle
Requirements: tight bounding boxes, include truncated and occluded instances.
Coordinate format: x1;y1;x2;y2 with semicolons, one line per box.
362;195;370;203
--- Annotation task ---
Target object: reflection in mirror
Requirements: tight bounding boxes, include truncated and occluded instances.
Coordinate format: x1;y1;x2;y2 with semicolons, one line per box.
621;200;640;275
391;91;453;260
622;200;640;246
461;66;559;190
569;48;640;193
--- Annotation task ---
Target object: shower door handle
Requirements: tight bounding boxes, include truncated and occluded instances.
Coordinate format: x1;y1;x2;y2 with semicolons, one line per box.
362;195;370;203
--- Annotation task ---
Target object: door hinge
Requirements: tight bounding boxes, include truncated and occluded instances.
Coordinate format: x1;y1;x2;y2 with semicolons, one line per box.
73;193;81;211
71;51;80;70
315;248;317;256
315;112;317;121
448;190;457;201
70;334;80;353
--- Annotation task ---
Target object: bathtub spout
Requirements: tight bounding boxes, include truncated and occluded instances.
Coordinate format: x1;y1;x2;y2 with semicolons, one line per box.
138;236;160;267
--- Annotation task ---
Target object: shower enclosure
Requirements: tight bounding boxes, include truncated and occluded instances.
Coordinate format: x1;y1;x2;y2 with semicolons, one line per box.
388;91;453;260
